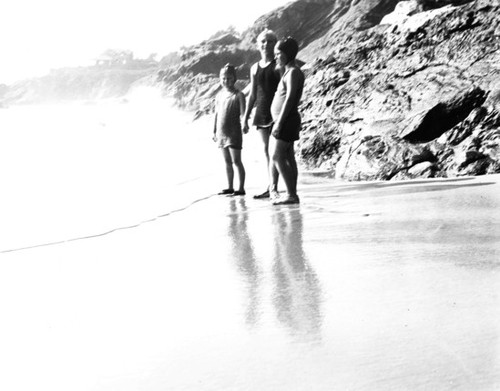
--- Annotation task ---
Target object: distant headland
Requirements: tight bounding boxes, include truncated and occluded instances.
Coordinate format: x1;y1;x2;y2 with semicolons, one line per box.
1;0;499;181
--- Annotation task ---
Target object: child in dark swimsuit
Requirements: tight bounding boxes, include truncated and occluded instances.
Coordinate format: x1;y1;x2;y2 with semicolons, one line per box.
242;29;282;199
269;37;305;205
213;64;247;196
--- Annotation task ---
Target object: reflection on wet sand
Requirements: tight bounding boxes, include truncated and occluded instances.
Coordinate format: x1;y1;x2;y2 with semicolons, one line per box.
226;200;323;340
271;208;323;341
227;198;262;327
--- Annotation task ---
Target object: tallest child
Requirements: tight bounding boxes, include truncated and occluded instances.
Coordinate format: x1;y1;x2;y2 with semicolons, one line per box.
269;37;305;205
242;29;282;199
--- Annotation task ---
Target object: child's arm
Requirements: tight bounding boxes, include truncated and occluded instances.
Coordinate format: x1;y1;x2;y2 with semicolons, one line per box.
242;63;258;132
238;92;247;134
213;112;218;142
213;95;219;142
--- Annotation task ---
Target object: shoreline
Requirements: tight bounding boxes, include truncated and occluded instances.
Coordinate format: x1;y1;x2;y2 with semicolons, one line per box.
0;100;498;390
1;173;498;255
0;171;499;390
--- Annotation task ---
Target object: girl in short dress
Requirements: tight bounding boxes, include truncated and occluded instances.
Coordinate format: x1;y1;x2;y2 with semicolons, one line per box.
213;64;247;196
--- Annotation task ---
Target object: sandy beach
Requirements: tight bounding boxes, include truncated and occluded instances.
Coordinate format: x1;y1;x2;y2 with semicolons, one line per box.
1;171;499;390
2;0;498;388
0;102;499;390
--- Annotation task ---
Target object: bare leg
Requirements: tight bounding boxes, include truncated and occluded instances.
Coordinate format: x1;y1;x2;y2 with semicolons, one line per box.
270;137;298;200
229;147;245;192
222;147;234;190
287;143;298;195
257;127;271;164
257;127;279;192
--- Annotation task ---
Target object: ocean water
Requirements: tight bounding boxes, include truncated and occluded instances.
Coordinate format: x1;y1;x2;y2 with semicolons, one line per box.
0;95;499;391
0;92;245;252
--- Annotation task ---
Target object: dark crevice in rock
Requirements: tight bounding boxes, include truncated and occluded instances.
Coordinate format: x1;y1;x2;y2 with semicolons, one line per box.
402;87;487;143
398;63;464;79
357;0;400;29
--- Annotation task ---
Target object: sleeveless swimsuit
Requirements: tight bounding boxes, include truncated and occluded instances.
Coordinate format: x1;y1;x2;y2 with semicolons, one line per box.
253;60;280;128
271;67;305;142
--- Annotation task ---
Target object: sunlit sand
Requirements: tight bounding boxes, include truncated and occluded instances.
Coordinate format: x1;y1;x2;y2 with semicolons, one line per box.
0;102;498;390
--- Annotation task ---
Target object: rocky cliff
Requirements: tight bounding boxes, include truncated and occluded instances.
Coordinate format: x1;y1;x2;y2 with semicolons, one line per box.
299;0;500;180
2;0;498;180
160;0;499;180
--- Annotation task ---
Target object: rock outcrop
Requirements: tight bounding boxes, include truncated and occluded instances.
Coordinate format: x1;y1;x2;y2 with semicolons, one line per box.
2;0;498;181
159;0;499;180
298;0;499;179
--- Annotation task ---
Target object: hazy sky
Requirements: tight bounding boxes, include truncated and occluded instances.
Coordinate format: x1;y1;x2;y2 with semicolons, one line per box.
1;0;292;84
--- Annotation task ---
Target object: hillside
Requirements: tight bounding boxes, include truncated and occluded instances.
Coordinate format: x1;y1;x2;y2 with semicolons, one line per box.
0;52;159;105
299;0;500;180
159;0;499;180
1;0;498;181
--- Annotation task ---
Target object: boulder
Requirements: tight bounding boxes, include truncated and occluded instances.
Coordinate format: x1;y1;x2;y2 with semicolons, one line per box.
299;0;499;180
399;87;487;143
152;0;499;181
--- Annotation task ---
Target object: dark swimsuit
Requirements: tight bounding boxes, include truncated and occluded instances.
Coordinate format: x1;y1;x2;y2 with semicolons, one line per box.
253;61;280;128
271;67;305;142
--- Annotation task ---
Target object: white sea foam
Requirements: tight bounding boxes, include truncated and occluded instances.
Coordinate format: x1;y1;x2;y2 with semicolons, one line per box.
0;92;268;252
0;97;220;251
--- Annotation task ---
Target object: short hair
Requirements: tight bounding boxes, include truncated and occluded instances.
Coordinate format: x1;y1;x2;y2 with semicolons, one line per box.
276;37;299;63
220;63;237;80
257;29;277;43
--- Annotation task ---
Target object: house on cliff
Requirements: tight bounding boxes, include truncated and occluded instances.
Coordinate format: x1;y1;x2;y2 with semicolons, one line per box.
94;49;134;67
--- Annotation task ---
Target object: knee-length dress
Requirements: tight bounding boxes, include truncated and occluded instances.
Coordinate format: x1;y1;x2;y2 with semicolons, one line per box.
215;89;244;149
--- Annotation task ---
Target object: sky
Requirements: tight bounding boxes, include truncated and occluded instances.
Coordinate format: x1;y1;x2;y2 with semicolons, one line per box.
1;0;292;84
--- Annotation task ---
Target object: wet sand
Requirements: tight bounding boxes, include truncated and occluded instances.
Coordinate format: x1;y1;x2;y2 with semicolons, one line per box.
1;173;499;391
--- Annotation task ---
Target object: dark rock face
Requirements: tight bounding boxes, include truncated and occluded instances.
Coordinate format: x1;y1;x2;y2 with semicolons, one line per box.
4;0;496;182
242;0;346;50
157;0;499;180
399;87;487;143
297;0;500;180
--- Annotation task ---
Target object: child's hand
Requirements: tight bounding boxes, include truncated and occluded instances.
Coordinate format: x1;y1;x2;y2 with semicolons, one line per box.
272;123;281;138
